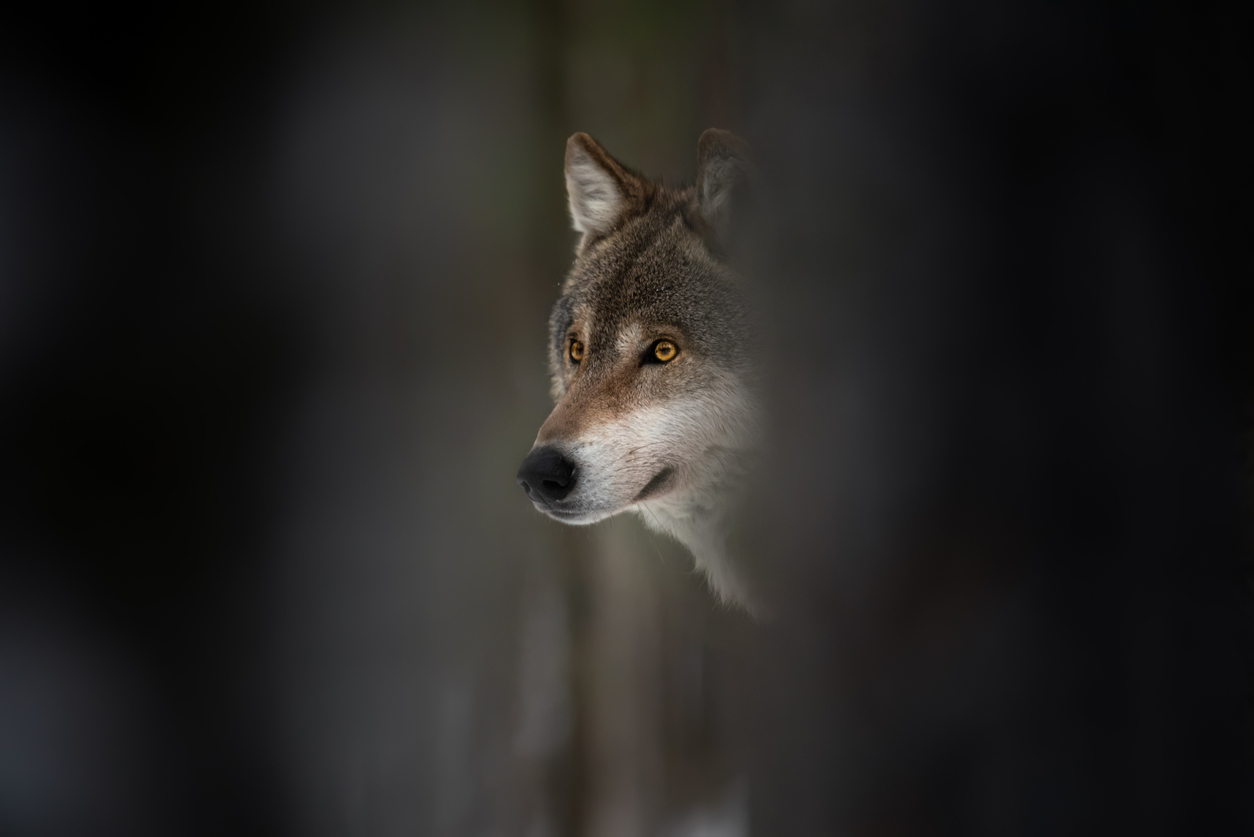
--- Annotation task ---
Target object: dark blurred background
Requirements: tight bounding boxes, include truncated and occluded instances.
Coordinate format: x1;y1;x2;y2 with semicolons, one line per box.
0;1;1250;835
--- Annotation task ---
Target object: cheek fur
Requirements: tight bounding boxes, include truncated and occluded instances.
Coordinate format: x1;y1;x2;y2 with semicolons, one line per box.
564;394;740;503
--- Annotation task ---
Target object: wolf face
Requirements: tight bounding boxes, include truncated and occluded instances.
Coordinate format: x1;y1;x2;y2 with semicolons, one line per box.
518;130;761;614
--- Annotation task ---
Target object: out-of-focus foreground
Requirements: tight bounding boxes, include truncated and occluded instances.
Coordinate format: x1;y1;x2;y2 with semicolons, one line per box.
0;1;1250;835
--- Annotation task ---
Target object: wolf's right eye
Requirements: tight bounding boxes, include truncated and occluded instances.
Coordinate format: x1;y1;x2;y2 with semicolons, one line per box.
569;339;585;363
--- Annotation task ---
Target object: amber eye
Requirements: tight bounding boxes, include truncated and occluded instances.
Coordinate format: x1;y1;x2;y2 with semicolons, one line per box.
652;340;678;363
569;339;585;363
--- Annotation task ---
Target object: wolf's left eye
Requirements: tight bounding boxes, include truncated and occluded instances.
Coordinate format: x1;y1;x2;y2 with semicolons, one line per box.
569;339;585;363
652;340;678;363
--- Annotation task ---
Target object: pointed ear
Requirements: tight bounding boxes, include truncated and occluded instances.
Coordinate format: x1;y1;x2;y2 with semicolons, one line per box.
565;132;639;239
696;128;751;239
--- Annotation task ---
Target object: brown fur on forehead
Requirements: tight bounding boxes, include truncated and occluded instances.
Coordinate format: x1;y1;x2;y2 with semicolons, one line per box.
547;184;749;388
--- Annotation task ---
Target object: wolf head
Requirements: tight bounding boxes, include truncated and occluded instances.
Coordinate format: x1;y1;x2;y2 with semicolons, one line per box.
517;130;761;614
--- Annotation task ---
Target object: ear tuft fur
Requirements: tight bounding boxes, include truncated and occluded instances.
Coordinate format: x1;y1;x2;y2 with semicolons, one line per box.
696;129;751;240
565;133;637;238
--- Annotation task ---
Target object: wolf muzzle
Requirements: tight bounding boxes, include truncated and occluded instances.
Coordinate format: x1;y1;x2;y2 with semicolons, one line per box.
516;445;577;506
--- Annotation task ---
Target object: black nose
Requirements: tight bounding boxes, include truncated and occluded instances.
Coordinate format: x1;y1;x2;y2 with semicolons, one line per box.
516;446;577;504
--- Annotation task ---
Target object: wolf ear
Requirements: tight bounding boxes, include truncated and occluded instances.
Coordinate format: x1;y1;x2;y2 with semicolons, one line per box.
565;132;640;239
696;129;751;241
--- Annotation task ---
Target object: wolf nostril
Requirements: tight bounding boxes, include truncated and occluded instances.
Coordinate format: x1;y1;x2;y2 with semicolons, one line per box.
516;446;577;504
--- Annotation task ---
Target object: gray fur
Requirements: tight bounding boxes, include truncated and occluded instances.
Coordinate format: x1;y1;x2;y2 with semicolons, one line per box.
524;130;762;616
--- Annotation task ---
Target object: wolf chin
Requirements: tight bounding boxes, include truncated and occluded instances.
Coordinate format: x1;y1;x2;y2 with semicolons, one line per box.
517;129;761;616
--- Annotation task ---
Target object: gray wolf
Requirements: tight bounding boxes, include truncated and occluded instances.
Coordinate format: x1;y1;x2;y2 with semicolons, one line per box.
516;130;761;615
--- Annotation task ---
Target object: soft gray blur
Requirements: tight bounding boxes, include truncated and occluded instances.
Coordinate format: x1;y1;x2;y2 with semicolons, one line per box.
0;1;1250;835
